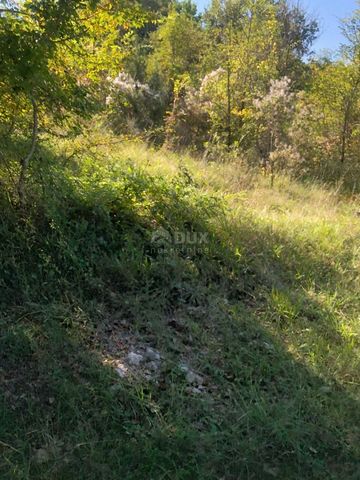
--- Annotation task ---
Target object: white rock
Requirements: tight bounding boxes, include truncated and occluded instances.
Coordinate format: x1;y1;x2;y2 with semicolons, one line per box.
179;363;204;385
126;352;144;366
186;370;204;386
185;385;205;395
179;363;189;373
144;347;161;362
192;386;205;394
115;365;127;378
146;361;160;372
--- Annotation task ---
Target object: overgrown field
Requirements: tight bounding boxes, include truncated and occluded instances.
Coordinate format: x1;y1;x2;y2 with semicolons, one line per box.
1;136;360;479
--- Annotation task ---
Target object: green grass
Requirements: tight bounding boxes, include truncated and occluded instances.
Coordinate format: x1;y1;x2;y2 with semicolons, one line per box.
0;134;359;479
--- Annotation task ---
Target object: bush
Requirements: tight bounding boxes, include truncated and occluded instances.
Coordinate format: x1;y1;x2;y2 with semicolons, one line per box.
105;72;164;135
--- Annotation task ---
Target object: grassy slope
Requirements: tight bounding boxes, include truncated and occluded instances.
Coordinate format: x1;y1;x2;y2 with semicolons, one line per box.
0;135;359;479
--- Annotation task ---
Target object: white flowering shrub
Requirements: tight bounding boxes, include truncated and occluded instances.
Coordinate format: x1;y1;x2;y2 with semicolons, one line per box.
199;68;234;145
165;81;211;151
269;143;302;171
105;72;163;135
199;68;226;97
253;77;302;175
253;77;295;141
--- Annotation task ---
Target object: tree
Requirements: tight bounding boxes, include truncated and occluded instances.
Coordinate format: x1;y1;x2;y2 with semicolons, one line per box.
0;0;146;203
0;0;92;202
308;61;360;165
275;0;319;82
146;8;205;91
202;0;280;148
340;6;360;164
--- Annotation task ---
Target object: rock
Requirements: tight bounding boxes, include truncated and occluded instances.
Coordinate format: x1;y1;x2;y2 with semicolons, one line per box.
144;347;161;362
192;386;205;394
126;352;144;366
186;370;204;385
263;341;275;352
179;363;203;385
115;365;127;378
185;386;206;395
146;361;160;372
179;363;189;373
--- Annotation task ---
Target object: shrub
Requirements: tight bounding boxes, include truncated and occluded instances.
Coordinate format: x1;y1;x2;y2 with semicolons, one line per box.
105;72;164;135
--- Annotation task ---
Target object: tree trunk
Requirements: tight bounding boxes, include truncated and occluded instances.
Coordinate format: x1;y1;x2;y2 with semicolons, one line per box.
226;63;232;150
340;96;352;164
18;97;38;206
269;130;275;187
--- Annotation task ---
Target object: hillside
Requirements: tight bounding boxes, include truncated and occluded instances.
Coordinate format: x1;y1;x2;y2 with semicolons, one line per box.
1;137;359;479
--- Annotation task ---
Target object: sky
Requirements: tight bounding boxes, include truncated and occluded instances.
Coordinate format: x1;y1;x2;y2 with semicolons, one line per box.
195;0;359;54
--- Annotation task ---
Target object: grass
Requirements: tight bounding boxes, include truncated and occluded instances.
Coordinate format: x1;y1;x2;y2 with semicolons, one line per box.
0;133;359;479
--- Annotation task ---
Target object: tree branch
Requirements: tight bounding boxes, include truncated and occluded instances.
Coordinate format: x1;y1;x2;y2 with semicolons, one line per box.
0;8;24;16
